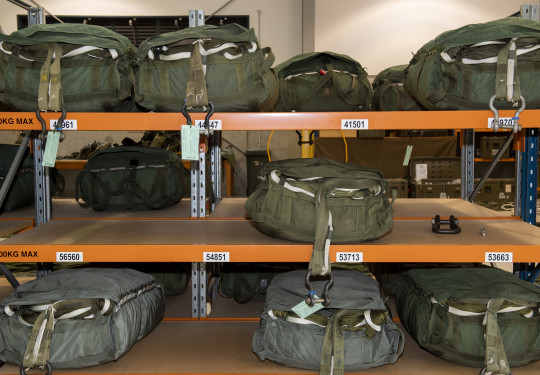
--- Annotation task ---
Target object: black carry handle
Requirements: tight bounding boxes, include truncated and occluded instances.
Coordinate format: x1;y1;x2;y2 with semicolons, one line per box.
431;215;461;234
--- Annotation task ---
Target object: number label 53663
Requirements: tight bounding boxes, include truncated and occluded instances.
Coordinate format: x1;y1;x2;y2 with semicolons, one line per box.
485;252;513;263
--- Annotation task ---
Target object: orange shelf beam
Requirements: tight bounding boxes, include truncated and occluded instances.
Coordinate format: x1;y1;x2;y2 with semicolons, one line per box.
0;243;538;263
2;109;540;131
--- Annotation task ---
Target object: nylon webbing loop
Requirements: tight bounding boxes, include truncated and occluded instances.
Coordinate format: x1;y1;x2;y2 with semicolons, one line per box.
185;41;209;109
38;43;64;112
495;38;521;107
484;298;511;375
19;298;114;370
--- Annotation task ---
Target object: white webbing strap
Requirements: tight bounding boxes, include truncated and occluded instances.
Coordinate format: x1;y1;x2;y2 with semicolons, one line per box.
148;40;257;61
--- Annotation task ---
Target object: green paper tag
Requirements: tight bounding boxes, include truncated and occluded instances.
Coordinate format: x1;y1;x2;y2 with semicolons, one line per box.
42;131;61;167
291;296;324;319
403;144;413;166
181;125;199;161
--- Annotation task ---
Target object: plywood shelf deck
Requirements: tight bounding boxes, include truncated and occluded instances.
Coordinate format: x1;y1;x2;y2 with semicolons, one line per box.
0;199;537;263
2;109;540;131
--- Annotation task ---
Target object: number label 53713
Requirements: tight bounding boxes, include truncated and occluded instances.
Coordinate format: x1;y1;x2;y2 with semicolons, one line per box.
336;252;363;263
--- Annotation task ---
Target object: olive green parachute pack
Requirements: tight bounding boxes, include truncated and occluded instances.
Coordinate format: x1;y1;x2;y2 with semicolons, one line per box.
273;52;372;111
245;157;394;277
76;146;189;211
372;64;422;111
253;269;405;373
136;23;278;112
0;23;138;112
405;17;540;110
392;266;540;374
0;268;164;371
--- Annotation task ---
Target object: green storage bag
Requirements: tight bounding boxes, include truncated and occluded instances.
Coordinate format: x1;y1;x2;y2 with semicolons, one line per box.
372;64;423;111
0;23;137;112
253;269;404;373
137;23;278;112
0;144;34;212
393;267;540;373
76;146;188;211
219;263;304;304
405;17;540;110
273;51;372;111
245;157;394;276
0;268;165;370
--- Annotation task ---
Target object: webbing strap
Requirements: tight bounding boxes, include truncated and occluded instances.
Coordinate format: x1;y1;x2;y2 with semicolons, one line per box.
484;298;511;375
37;44;53;111
22;298;113;370
185;41;209;108
309;178;384;276
495;38;521;106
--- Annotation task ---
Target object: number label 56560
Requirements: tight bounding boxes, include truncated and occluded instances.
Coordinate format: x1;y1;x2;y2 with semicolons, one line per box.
56;252;83;262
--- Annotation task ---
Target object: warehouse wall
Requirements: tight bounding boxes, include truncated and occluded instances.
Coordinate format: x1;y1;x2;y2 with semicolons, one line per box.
313;0;539;76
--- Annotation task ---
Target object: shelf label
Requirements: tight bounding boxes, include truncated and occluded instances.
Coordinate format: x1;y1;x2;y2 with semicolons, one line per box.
50;119;77;130
195;119;222;131
487;117;514;129
336;252;363;263
56;252;83;262
341;119;368;130
485;252;513;263
42;131;61;167
203;252;230;262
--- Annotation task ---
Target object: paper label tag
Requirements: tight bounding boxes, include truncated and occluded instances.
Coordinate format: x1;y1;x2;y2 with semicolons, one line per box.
485;252;513;263
341;119;368;130
56;252;83;262
50;119;77;130
291;296;324;319
403;145;413;166
415;163;428;181
42;131;61;167
336;252;363;263
488;117;514;129
195;119;222;131
203;252;230;262
181;125;200;161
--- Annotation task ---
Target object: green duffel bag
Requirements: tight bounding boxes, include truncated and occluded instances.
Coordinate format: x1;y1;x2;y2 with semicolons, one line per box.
76;146;188;211
372;64;423;111
245;157;394;276
0;268;165;370
0;144;34;212
405;17;540;110
137;23;278;112
253;269;405;373
0;23;137;112
273;51;372;111
394;266;540;374
219;263;305;304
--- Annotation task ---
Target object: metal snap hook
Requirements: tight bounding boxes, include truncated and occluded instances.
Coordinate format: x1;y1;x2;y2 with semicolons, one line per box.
489;95;526;133
181;101;192;126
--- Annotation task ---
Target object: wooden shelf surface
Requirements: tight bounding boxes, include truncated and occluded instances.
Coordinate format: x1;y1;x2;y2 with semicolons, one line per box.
2;109;540;131
0;199;537;263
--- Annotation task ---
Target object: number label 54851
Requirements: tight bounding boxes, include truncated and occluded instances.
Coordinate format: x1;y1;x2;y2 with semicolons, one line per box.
203;252;230;262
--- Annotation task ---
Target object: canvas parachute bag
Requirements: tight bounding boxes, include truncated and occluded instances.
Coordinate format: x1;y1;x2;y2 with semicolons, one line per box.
0;268;165;373
136;23;278;112
245;157;394;287
372;64;423;111
393;266;540;375
405;17;540;112
273;51;372;111
75;146;189;211
0;23;137;112
252;269;405;373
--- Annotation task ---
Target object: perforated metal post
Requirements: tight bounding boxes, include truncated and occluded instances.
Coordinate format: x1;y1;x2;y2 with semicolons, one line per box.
189;10;205;27
520;128;538;225
210;131;222;210
191;262;208;318
27;7;44;25
461;129;475;201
